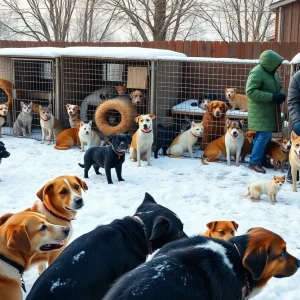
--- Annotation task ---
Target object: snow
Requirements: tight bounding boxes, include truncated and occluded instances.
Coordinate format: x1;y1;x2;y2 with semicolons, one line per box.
0;47;186;60
0;135;299;300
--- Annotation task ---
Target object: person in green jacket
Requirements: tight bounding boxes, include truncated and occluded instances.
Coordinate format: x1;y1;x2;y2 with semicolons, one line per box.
246;50;286;174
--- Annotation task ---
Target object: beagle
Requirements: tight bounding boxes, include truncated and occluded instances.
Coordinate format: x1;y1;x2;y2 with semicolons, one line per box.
0;211;69;300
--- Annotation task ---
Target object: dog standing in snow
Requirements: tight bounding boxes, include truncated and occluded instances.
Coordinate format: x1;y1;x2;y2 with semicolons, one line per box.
78;121;101;152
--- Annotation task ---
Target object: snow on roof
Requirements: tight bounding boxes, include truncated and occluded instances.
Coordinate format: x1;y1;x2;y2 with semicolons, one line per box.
0;46;186;60
290;53;300;64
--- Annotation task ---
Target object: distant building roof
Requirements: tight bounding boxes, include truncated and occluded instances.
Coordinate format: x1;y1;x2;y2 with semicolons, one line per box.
270;0;297;10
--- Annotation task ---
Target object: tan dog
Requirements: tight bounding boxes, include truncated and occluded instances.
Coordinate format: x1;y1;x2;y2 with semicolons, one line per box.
55;127;81;150
241;175;286;205
130;114;156;167
0;211;70;300
267;138;291;172
202;119;243;166
203;221;239;240
289;131;300;192
201;100;228;150
168;121;203;159
0;102;9;138
241;131;256;162
130;90;144;104
115;83;127;96
225;88;248;111
66;104;81;128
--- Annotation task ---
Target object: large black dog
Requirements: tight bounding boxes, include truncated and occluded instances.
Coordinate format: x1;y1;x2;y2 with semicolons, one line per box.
104;228;300;300
26;192;187;300
0;141;10;165
78;134;131;184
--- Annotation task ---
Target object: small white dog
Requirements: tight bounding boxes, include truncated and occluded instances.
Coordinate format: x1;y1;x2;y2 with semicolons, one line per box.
225;119;244;166
78;121;101;152
168;121;203;159
0;103;9;138
130;114;156;167
241;175;286;205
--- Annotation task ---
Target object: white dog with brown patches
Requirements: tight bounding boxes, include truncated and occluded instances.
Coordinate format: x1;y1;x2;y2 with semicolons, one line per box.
130;114;156;167
168;121;203;159
0;102;9;138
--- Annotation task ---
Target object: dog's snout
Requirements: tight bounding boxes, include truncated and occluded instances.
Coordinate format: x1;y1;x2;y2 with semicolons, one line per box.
74;197;83;206
63;226;70;236
143;124;148;129
233;131;238;137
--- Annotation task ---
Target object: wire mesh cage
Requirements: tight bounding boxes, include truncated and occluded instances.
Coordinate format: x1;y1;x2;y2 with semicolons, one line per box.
60;57;151;141
155;58;289;159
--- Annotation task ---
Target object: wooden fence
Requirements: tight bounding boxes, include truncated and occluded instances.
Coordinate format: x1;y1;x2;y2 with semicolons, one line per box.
0;40;300;60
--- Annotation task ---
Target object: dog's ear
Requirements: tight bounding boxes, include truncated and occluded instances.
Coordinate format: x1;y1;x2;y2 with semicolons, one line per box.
66;104;70;109
223;102;229;112
233;88;237;92
48;103;52;110
39;105;43;112
88;120;93;127
0;213;14;226
29;101;33;107
134;116;140;123
149;216;170;241
149;114;156;120
7;225;31;253
20;101;24;107
76;105;80;111
291;131;298;141
142;192;157;205
191;121;195;127
123;83;127;88
130;92;134;99
80;121;85;127
226;118;231;127
109;135;115;144
239;119;244;126
36;182;53;202
243;245;268;280
282;175;286;181
207;102;213;112
206;221;217;230
74;176;88;192
231;221;239;231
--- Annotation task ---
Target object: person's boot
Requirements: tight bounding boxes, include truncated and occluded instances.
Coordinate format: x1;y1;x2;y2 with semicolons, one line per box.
248;163;266;174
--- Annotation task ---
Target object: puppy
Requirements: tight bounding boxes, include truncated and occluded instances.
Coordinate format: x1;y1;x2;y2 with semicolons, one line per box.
201;100;228;150
54;127;81;150
202;221;239;240
267;138;291;172
241;175;286;204
130;90;144;104
0;141;10;166
0;102;9;138
289;131;300;192
202;119;243;166
79;134;131;184
39;104;62;144
13;101;33;137
26;193;187;300
115;83;127;95
65;104;81;128
241;130;256;162
105;228;300;300
78;121;101;152
0;211;70;300
130;114;156;167
225;88;248;111
168;121;203;159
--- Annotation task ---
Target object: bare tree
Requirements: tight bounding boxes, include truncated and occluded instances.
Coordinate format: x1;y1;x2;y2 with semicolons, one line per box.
196;0;275;42
106;0;200;41
0;0;77;41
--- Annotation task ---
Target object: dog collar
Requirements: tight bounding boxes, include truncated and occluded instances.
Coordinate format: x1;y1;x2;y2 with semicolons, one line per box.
40;116;51;121
111;145;126;159
190;131;199;138
141;129;152;133
133;216;153;256
43;203;74;222
280;145;289;153
233;243;251;299
0;115;6;120
0;253;26;292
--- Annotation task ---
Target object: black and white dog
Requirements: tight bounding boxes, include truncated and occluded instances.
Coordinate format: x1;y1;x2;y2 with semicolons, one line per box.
27;192;187;300
0;141;10;165
104;228;300;300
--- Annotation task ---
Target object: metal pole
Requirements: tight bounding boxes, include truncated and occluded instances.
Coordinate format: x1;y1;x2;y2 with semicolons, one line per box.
55;57;60;119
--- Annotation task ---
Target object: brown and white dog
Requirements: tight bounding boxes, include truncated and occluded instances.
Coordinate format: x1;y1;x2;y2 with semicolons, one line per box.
130;114;156;167
0;211;70;300
225;88;248;111
267;138;291;172
115;83;127;96
201;100;228;150
54;127;81;150
289;131;300;192
202;119;243;166
0;102;9;138
203;221;239;240
66;104;81;128
241;130;256;162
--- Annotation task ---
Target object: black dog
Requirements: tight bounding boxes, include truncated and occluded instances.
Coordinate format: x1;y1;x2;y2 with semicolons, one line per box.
78;134;131;184
0;141;10;165
104;228;300;300
26;192;187;300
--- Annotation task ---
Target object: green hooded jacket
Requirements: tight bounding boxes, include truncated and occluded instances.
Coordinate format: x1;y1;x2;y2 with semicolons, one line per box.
246;50;285;131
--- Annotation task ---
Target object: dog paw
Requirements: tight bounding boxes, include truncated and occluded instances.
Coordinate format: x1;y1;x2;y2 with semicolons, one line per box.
108;182;113;184
119;178;125;182
137;164;141;167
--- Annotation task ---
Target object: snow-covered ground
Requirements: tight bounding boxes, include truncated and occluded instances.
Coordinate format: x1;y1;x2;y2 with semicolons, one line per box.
1;136;299;300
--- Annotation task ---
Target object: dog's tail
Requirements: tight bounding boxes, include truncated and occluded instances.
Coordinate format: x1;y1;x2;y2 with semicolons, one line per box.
78;163;85;168
54;145;71;150
240;187;250;198
201;155;208;165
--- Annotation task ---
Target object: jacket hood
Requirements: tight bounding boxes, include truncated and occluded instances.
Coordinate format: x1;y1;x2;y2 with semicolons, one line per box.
259;50;284;72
